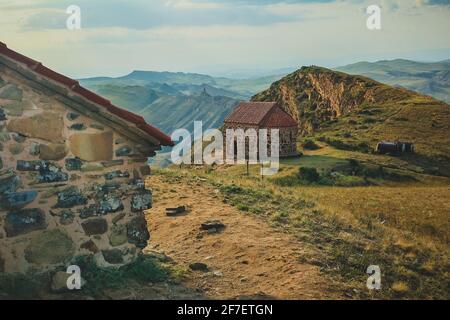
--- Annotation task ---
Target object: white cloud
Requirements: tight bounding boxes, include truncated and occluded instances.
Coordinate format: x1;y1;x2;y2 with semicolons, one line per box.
0;0;448;77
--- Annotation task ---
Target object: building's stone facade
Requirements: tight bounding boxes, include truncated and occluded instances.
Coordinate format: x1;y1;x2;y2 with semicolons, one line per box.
222;123;298;158
0;62;154;273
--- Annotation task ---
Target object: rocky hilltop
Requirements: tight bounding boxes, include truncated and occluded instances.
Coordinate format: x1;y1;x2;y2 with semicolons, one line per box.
252;66;415;135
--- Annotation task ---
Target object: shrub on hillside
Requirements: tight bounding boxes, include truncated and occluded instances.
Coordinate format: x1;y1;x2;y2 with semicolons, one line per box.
348;158;360;169
318;137;372;153
298;167;320;182
342;132;352;138
302;139;320;150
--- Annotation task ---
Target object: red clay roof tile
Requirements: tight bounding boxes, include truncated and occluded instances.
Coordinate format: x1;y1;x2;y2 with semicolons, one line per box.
0;42;173;146
72;84;111;107
35;64;79;88
261;106;298;128
224;101;297;128
224;102;278;125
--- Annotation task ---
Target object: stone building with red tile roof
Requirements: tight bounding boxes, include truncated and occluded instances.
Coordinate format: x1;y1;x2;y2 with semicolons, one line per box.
0;42;172;274
223;101;298;158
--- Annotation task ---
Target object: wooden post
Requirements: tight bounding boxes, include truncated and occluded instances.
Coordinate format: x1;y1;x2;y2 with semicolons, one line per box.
261;164;264;181
246;160;249;176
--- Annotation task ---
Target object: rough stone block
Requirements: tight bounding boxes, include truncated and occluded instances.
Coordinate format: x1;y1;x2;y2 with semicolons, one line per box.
101;159;124;168
7;111;64;143
66;112;80;121
16;160;49;171
3;100;33;117
29;142;40;156
39;143;67;160
131;191;152;212
24;229;74;265
80;240;99;253
81;218;108;236
0;84;23;101
69;123;87;131
4;208;46;237
115;146;132;157
8;143;24;155
0;132;10;142
78;204;100;219
126;216;150;248
1;190;38;209
69;131;113;162
65;157;83;171
55;186;88;208
0;173;20;195
0;107;6;121
37;169;68;184
102;249;124;264
12;133;26;143
81;163;104;172
59;210;75;225
99;194;124;214
109;225;127;247
104;170;130;180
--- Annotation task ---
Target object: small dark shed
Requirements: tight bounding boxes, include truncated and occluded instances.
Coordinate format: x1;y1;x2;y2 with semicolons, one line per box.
376;141;414;155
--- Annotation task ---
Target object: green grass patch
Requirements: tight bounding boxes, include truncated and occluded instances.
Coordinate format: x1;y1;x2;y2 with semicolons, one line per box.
0;254;176;299
72;254;173;297
0;272;48;300
318;136;372;153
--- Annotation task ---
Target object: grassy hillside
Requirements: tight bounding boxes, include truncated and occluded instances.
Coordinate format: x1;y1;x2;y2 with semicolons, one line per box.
252;66;450;176
335;59;450;103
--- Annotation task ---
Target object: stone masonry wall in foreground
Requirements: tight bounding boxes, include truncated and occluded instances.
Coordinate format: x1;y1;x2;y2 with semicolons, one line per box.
0;66;152;274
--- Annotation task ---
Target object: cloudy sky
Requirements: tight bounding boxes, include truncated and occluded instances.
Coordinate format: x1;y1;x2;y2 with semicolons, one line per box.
0;0;449;78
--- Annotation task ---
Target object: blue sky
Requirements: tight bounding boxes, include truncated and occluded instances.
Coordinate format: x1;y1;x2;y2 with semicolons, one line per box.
0;0;449;78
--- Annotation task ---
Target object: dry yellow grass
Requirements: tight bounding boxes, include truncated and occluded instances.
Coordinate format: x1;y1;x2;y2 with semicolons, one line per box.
298;186;450;243
163;144;450;299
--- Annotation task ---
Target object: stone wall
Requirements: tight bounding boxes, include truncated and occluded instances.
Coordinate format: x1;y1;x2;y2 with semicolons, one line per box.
222;123;298;158
0;66;152;274
279;126;298;157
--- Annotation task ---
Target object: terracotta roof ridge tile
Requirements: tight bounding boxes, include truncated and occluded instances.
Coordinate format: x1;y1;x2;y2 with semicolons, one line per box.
0;41;173;146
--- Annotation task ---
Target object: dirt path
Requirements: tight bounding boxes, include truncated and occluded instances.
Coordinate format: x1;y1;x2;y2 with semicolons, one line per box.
143;174;341;300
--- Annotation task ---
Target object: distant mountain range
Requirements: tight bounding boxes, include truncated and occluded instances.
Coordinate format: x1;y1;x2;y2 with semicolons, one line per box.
80;71;284;135
79;59;449;170
80;59;449;138
335;59;450;103
81;70;283;101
